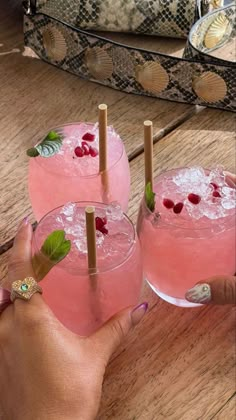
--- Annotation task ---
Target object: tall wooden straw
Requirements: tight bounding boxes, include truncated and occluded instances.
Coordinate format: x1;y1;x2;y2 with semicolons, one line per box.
98;104;109;202
85;206;101;324
85;206;97;273
99;104;107;172
144;120;153;189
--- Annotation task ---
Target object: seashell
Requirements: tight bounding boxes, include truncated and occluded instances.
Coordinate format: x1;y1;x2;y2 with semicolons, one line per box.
192;72;227;103
211;0;224;9
85;48;113;80
42;25;67;62
204;13;231;49
135;62;169;94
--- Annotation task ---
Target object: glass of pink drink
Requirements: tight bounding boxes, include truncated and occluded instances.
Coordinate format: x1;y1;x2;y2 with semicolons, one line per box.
32;201;143;335
137;166;236;307
28;122;130;221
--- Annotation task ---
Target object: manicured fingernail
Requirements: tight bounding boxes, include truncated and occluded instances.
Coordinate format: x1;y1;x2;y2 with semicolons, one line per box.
18;216;29;231
131;302;148;326
185;283;211;304
22;216;29;226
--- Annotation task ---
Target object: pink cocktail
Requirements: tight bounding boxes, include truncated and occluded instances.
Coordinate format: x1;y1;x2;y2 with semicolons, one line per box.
137;167;236;307
28;123;130;220
32;201;143;335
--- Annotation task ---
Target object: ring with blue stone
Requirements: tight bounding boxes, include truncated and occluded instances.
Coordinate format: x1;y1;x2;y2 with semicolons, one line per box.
10;277;42;302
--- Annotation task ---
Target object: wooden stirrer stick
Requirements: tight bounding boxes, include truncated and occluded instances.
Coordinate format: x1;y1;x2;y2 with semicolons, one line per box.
99;104;108;173
98;104;109;201
85;206;97;273
144;120;153;189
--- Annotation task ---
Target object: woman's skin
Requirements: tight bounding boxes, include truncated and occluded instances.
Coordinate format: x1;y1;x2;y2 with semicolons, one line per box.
0;221;148;420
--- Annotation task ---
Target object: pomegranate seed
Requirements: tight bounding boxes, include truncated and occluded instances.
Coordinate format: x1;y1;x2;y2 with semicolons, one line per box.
89;146;99;157
82;132;95;142
210;182;219;190
173;202;184;214
95;217;108;234
163;198;174;209
81;141;90;155
213;190;221;198
100;226;108;235
95;217;105;230
188;193;201;205
74;146;84;157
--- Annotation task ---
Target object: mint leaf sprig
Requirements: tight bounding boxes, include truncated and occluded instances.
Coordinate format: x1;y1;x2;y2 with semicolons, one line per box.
27;130;63;158
145;182;156;212
32;230;71;281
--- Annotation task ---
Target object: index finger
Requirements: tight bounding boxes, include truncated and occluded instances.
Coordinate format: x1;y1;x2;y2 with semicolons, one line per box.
7;218;35;287
6;219;46;312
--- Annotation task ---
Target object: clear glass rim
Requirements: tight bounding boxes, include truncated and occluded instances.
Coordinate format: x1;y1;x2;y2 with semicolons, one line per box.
33;201;137;275
142;167;236;231
31;122;125;179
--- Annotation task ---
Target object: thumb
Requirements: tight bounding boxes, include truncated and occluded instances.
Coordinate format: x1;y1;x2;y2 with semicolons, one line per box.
90;302;148;363
185;276;236;305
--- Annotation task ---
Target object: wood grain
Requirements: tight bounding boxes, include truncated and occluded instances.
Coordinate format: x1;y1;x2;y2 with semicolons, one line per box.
99;303;235;420
212;395;236;419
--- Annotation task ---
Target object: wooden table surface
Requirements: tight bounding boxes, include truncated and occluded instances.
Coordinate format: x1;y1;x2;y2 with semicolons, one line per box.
1;2;235;419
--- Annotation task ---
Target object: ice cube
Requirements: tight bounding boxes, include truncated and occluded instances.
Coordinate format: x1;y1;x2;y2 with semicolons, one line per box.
185;200;203;220
55;216;64;225
106;202;123;221
222;186;236;199
65;224;84;237
221;198;236;210
96;231;105;247
220;186;236;210
173;167;207;194
208;166;225;187
173;167;205;186
60;202;76;217
74;237;87;254
201;202;226;220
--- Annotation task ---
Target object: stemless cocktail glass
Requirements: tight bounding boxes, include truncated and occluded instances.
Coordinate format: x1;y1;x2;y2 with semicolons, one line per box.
137;167;236;307
28;123;130;220
32;201;143;335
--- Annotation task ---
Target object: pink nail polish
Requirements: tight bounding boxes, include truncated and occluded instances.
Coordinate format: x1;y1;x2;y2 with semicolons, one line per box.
18;216;29;230
131;302;148;326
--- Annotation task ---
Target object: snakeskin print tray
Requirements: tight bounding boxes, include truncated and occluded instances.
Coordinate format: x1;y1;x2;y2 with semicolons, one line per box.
23;1;236;111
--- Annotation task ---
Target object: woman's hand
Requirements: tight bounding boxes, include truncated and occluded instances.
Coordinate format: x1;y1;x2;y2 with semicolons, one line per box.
0;220;147;420
186;171;236;306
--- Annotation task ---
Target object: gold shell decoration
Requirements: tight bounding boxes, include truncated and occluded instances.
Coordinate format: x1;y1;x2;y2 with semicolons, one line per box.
211;0;224;9
135;62;169;94
204;13;231;49
85;48;113;80
42;25;67;62
192;72;227;103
